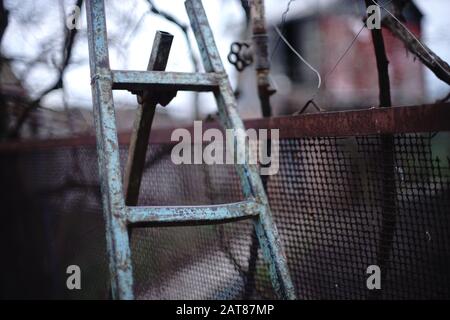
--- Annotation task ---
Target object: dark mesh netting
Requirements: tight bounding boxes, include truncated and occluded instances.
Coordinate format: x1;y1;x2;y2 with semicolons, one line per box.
0;132;449;299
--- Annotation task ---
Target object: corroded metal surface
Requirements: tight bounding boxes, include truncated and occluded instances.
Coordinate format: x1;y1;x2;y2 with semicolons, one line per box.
112;70;221;92
250;0;274;117
86;0;134;300
1;103;449;153
252;102;450;138
127;200;261;225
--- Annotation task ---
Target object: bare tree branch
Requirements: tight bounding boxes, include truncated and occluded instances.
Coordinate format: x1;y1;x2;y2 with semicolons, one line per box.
365;0;396;302
1;0;10;139
366;0;392;108
145;0;200;72
382;15;450;86
0;0;8;44
8;0;84;138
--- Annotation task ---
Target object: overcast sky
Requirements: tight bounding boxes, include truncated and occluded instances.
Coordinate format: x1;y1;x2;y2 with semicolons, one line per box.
3;0;449;119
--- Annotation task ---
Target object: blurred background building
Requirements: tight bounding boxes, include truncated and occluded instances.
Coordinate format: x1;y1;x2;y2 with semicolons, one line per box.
0;0;448;139
268;0;424;113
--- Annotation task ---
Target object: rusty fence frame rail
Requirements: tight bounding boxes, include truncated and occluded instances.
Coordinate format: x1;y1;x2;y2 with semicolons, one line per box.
0;102;448;153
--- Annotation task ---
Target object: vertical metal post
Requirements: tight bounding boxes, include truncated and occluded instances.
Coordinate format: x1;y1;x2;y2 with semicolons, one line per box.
124;31;174;206
250;0;274;118
246;0;273;298
85;0;134;299
364;0;396;300
185;0;296;299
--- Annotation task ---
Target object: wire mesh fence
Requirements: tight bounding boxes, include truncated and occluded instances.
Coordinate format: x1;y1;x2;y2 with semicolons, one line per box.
0;126;449;299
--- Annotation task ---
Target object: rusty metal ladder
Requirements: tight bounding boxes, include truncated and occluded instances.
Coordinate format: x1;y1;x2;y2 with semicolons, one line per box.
85;0;295;300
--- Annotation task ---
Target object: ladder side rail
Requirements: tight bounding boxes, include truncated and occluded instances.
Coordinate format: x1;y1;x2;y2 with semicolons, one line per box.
185;0;261;200
185;0;296;299
86;0;134;300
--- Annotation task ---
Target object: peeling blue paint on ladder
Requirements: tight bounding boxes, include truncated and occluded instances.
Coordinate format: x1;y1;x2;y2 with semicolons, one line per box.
85;0;296;300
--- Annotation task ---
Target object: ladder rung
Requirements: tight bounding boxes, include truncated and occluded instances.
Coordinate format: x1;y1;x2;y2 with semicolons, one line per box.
112;70;222;92
126;200;261;225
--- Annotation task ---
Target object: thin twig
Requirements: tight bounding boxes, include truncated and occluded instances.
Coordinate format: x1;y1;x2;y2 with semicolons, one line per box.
383;15;450;86
8;0;84;138
145;0;200;72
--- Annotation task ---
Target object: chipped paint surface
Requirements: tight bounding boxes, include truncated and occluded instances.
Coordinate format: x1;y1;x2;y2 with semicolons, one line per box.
86;0;134;300
112;70;221;92
86;0;296;300
127;200;261;225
